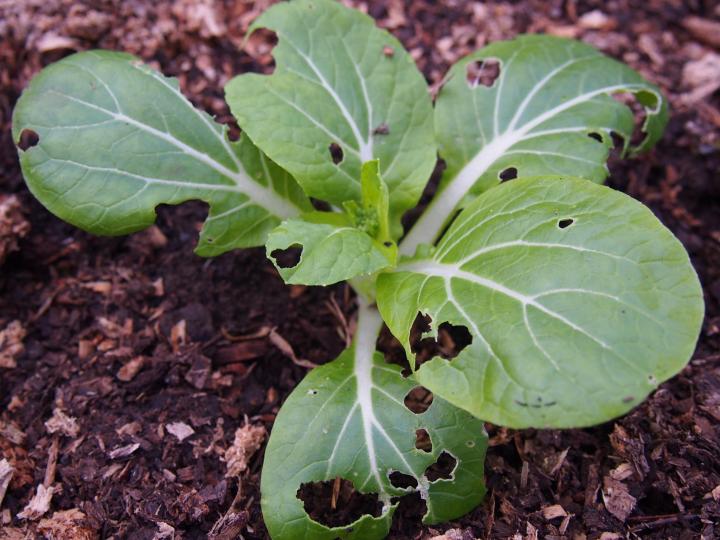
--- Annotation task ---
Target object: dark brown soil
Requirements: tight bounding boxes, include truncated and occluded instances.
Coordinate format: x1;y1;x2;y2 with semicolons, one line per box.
1;1;719;539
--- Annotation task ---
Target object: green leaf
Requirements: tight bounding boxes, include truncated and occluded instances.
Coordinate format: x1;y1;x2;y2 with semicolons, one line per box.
358;160;392;246
265;214;394;286
225;0;436;239
401;34;668;256
12;50;310;255
261;304;487;540
378;176;703;429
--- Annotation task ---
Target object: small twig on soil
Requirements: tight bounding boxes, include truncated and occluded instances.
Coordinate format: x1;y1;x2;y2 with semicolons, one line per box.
485;490;496;539
326;294;351;347
30;289;59;322
628;513;699;532
331;476;341;510
220;325;272;342
268;328;317;369
208;479;248;540
44;435;60;487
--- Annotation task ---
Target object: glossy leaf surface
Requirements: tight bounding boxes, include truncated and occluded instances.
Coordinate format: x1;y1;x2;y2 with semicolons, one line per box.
226;0;436;238
380;177;703;428
261;305;487;539
401;35;668;255
13;51;309;255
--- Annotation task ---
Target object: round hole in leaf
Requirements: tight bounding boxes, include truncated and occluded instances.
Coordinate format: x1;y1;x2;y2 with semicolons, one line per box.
499;167;517;181
296;478;383;527
271;245;303;268
415;428;432;452
388;470;418;490
557;218;575;229
245;28;278;74
466;58;501;88
424;451;457;482
612;91;649;147
329;142;344;164
404;386;433;414
17;129;39;151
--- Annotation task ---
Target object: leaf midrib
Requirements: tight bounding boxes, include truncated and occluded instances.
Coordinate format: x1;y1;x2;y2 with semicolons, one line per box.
399;81;654;255
44;90;300;219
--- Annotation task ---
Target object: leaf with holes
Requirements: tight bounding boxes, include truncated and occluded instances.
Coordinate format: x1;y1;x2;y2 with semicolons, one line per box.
225;0;436;239
266;161;397;286
266;214;394;286
12;50;310;255
401;34;668;255
379;176;703;428
261;304;487;539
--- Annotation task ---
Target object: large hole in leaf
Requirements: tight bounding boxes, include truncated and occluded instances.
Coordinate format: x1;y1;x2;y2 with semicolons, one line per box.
466;58;501;88
271;244;302;268
411;313;472;366
297;478;383;527
415;428;432;453
424;451;457;482
245;28;278;74
390;491;427;526
612;91;649;148
404;386;434;414
310;198;332;212
388;471;418;490
17;129;39;151
329;142;344;165
222;116;242;142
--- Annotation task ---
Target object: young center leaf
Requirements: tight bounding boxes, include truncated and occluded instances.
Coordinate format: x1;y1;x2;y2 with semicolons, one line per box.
265;214;392;286
225;0;436;239
266;162;397;286
261;303;487;540
12;50;310;255
401;34;668;255
378;177;703;429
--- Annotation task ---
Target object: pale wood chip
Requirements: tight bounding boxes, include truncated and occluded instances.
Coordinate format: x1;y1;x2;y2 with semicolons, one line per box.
0;320;25;369
166;421;195;442
225;423;267;477
152;521;175;540
38;508;97;540
17;484;55;521
541;504;567;520
682;16;720;49
0;195;30;265
108;442;140;460
36;33;78;52
45;409;80;438
0;420;25;444
602;476;636;522
524;521;538;540
429;528;476;540
609;462;634;481
116;356;145;382
0;459;13;508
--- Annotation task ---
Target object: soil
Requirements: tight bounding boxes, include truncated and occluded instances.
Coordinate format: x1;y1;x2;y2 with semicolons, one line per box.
1;0;720;539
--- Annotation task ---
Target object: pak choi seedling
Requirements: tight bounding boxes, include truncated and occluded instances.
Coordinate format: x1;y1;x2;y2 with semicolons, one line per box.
12;1;703;538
